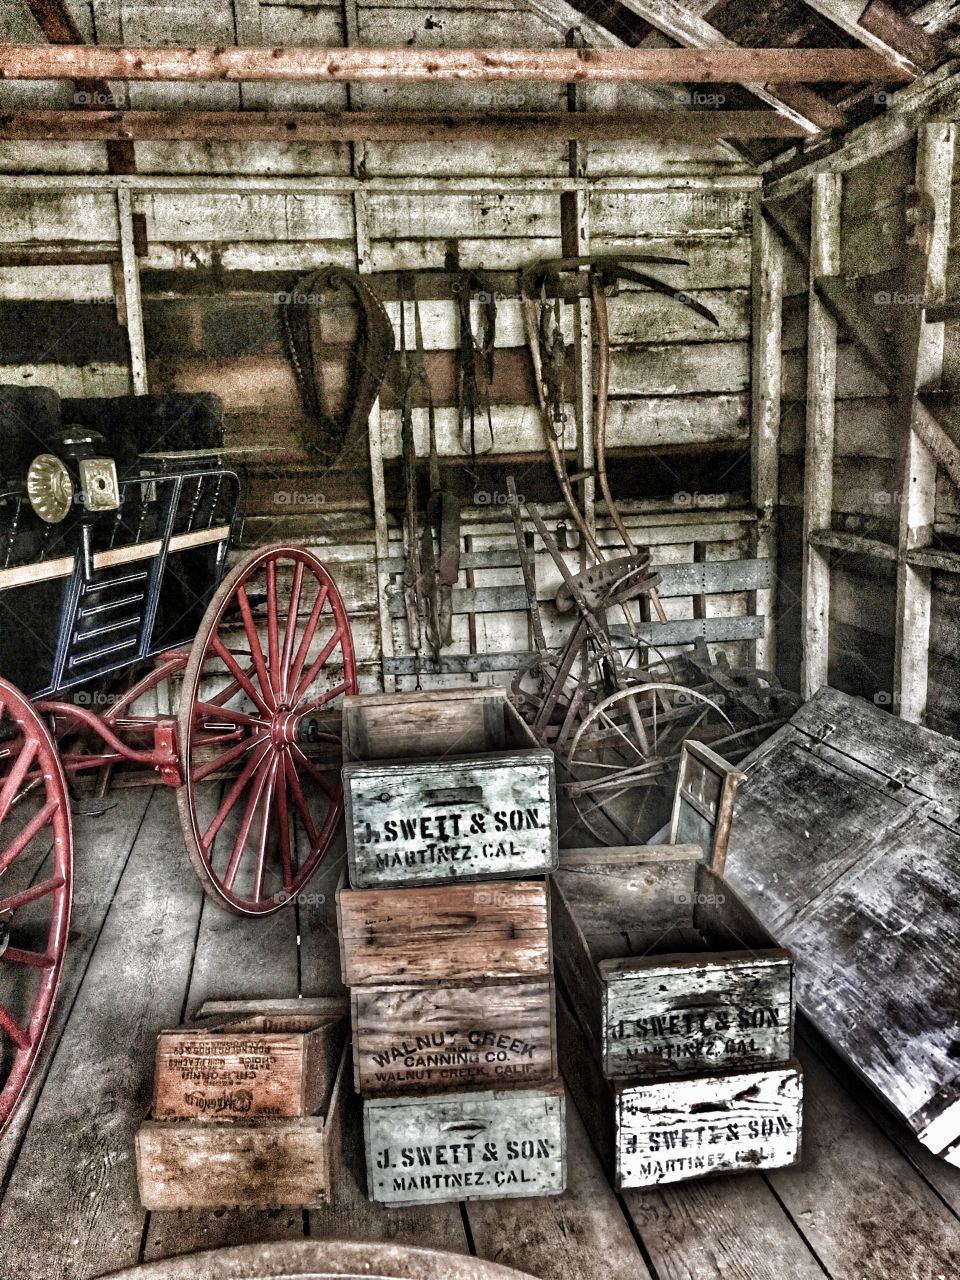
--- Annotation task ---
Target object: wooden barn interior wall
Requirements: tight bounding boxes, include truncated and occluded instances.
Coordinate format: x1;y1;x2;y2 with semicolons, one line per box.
768;92;960;736
0;0;771;696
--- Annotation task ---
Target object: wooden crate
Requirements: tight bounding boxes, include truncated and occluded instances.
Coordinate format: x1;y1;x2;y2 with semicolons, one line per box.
338;878;552;987
352;977;557;1095
136;1039;349;1210
153;1007;345;1121
363;1080;566;1205
342;686;557;889
552;844;794;1079
560;995;802;1189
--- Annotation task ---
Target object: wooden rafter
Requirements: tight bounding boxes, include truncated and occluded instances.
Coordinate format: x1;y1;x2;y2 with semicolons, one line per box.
0;45;911;84
22;0;135;174
0;107;812;142
601;0;845;132
802;0;944;77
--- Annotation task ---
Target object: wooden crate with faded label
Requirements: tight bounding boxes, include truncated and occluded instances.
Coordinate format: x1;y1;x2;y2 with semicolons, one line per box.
352;977;557;1095
342;687;557;889
153;1005;345;1121
559;994;801;1189
338;878;552;987
136;1039;349;1210
363;1080;566;1205
552;845;794;1080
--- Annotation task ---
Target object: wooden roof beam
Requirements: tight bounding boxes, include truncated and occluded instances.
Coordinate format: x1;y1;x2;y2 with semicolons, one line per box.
0;45;912;85
802;0;944;77
602;0;847;132
0;107;812;142
22;0;135;174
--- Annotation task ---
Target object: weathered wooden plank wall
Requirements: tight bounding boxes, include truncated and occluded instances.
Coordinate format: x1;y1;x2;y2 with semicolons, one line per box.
770;114;960;734
0;0;766;692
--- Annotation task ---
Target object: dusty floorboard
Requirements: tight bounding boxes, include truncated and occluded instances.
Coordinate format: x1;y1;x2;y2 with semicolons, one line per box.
0;794;956;1280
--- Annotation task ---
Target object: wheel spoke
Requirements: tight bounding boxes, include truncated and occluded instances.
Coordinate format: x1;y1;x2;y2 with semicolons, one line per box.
1;948;54;970
265;560;282;698
0;798;58;877
193;734;267;785
298;680;350;717
287;584;329;695
210;638;273;719
236;585;276;710
194;700;264;730
0;1006;30;1051
276;766;293;889
280;560;305;698
0;875;65;915
249;756;280;903
222;753;276;894
290;745;336;800
284;752;319;848
201;740;272;850
0;739;38;826
292;632;344;704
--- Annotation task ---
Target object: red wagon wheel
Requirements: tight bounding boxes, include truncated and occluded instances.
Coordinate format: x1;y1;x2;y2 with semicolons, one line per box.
0;678;72;1134
177;546;357;916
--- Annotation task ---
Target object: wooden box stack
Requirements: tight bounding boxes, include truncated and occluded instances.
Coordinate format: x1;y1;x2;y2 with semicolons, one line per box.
339;686;567;1206
136;998;348;1210
553;842;803;1189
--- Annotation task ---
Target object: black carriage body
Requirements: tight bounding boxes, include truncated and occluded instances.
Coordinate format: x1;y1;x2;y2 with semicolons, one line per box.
0;391;241;699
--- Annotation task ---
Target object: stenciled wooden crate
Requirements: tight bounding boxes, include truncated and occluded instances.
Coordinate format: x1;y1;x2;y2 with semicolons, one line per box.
552;844;794;1080
559;995;802;1189
136;1037;350;1210
341;686;557;889
338;878;552;987
352;976;557;1095
154;1006;346;1121
363;1079;566;1205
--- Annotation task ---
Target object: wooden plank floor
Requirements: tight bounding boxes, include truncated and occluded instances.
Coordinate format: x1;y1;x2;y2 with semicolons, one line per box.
1;790;958;1280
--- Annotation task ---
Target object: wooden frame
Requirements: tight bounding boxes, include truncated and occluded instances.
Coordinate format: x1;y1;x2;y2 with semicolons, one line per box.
0;46;909;85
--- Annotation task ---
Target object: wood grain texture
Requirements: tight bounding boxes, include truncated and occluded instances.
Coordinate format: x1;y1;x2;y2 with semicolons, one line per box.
338;879;552;986
363;1081;566;1205
137;1044;349;1210
352;978;556;1094
726;686;960;1164
553;847;794;1079
153;1013;344;1121
616;1063;803;1188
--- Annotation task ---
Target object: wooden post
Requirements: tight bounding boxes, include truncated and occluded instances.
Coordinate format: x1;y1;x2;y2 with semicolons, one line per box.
751;205;784;674
801;172;841;700
893;122;955;724
117;186;148;395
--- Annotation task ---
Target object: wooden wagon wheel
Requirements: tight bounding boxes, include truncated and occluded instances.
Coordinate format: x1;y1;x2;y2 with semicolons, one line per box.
177;546;357;916
0;678;72;1135
564;682;732;845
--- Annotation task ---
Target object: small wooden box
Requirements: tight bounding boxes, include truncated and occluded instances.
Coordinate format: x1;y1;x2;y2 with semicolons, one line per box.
560;996;802;1189
342;687;557;889
153;1008;345;1121
338;878;552;987
136;1039;349;1210
552;845;794;1079
363;1080;566;1205
352;977;557;1095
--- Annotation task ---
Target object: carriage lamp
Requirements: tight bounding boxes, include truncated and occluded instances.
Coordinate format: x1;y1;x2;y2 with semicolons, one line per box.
78;456;121;514
25;453;74;524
